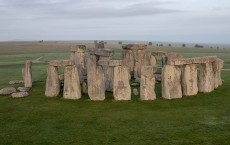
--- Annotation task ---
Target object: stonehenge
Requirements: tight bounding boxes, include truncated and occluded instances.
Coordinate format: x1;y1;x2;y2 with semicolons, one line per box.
42;43;224;101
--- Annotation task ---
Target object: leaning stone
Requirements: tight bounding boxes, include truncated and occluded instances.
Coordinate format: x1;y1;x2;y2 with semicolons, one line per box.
113;66;131;100
87;55;105;101
133;88;139;96
0;87;17;95
182;64;198;96
17;87;31;92
198;62;215;93
140;66;156;100
23;60;32;88
162;65;182;99
45;66;60;97
63;65;81;100
11;92;29;98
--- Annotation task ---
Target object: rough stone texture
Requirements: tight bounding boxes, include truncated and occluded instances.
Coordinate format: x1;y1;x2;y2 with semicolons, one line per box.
151;51;167;57
70;45;86;83
87;55;105;101
95;41;105;49
24;60;32;88
212;58;224;89
122;49;135;75
63;65;81;99
140;66;156;100
17;87;31;92
136;49;148;77
9;80;24;85
45;66;60;97
11;92;29;98
82;82;88;94
182;64;198;96
198;62;215;93
49;60;74;67
0;87;16;95
133;88;139;96
165;52;182;65
94;49;114;57
98;60;123;67
113;66;131;100
162;65;182;99
168;56;218;66
58;74;64;81
150;55;157;67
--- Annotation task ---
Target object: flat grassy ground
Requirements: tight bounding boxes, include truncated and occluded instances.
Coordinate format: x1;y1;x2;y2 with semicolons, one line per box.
0;42;230;145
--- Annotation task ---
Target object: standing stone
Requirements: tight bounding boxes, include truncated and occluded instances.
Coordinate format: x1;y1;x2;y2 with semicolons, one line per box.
133;88;139;96
45;66;60;97
150;55;157;67
113;66;131;100
212;59;224;89
162;56;167;66
182;64;198;96
82;82;88;94
162;65;182;99
136;49;148;77
122;49;135;76
198;62;215;93
24;60;32;88
70;45;86;83
87;55;105;101
63;65;81;100
140;66;156;100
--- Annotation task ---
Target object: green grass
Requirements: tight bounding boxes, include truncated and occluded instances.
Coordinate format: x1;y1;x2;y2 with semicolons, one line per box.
0;42;230;145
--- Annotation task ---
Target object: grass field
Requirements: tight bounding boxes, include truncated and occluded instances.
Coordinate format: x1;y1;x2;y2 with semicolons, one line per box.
0;42;230;145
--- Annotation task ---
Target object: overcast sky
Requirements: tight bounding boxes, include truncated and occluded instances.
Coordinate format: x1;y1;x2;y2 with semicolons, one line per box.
0;0;230;44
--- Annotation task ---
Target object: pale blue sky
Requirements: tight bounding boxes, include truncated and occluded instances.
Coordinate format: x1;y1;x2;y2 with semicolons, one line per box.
0;0;230;44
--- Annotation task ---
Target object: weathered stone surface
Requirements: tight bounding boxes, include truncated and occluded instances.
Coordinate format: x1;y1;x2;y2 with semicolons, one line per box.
63;65;81;99
24;60;32;88
168;56;218;66
198;62;215;93
17;87;31;92
95;41;105;49
98;60;123;67
0;87;16;95
162;65;182;99
113;66;131;100
151;51;167;57
82;82;88;94
122;44;147;50
9;80;24;85
122;49;135;75
58;74;64;81
136;49;148;77
140;66;156;100
49;60;74;67
165;52;182;65
212;58;224;89
94;49;114;57
70;45;86;52
11;92;29;98
87;55;105;101
182;64;198;96
150;55;157;67
45;66;60;97
133;88;139;96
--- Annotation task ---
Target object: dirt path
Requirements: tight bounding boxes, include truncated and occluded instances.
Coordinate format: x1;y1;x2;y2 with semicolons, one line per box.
32;56;43;63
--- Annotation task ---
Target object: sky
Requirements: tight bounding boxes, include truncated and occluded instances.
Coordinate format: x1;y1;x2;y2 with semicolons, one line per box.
0;0;230;44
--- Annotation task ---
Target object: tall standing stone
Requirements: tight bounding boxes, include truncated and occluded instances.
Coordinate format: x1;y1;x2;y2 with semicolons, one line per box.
122;49;135;76
198;62;215;93
150;55;157;67
87;55;105;101
140;66;156;100
136;49;148;77
45;66;60;97
182;64;198;96
63;65;81;100
212;59;224;89
162;65;182;99
113;66;131;100
24;60;32;88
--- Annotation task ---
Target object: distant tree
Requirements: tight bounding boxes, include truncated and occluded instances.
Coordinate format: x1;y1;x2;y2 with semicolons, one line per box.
182;44;186;47
156;44;159;46
194;44;204;48
148;42;152;46
169;44;172;47
118;41;122;45
39;40;43;43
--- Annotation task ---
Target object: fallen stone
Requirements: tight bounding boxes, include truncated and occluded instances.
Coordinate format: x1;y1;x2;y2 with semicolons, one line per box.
17;87;31;92
9;80;24;85
0;87;17;95
11;92;29;98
